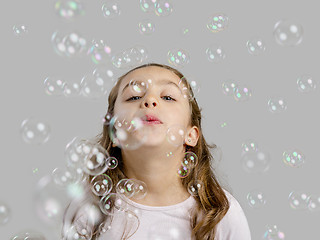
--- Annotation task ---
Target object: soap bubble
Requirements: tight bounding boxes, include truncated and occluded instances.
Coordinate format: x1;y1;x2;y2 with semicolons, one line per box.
138;19;155;35
44;76;66;96
13;25;28;36
154;0;173;17
247;189;267;208
52;166;83;188
282;148;305;168
222;79;238;96
246;37;266;55
187;180;202;196
91;174;113;197
140;0;157;13
0;201;10;225
166;125;186;147
242;139;259;153
273;19;303;46
10;229;46;240
206;44;226;63
207;13;229;32
87;39;112;65
288;191;309;210
240;150;270;174
102;1;121;19
54;0;84;20
167;48;190;68
20;117;51;145
233;85;252;102
296;75;317;93
307;194;320;212
267;96;287;113
263;224;285;240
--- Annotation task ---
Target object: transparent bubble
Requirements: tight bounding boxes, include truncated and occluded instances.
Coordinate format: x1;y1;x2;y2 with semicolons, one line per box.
288;191;309;210
87;39;112;65
10;229;46;240
102;1;121;19
131;179;148;200
20;117;51;145
63;32;87;57
166;125;186;146
178;76;192;100
82;143;109;175
240;150;271;174
233;85;252;102
176;163;191;178
307;194;320;212
91;174;113;197
263;225;285;240
63;81;82;97
100;193;129;216
247;189;267;208
13;25;28;36
138;19;155;35
154;0;173;17
267;96;288;113
98;217;112;234
247;37;266;55
64;224;92;240
222;79;238;96
140;0;157;12
51;31;68;56
242;139;259;153
186;75;201;99
80;72;112;99
65;137;87;168
148;221;189;239
282;149;305;168
187;180;202;196
116;179;136;199
52;166;82;188
181;27;190;36
44;76;66;96
167;48;190;68
206;44;226;63
106;157;118;169
54;0;84;20
182;152;198;168
133;45;148;62
273;19;303;46
207;13;229;33
0;201;10;225
112;46;148;69
297;74;317;93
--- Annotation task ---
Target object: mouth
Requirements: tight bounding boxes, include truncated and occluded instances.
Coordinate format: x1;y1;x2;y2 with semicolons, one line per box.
141;114;163;125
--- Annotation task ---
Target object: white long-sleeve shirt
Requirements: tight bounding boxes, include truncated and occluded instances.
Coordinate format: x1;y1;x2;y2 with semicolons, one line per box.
93;188;252;240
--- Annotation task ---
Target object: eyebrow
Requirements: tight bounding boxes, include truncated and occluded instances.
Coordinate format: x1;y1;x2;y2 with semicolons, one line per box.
121;79;182;95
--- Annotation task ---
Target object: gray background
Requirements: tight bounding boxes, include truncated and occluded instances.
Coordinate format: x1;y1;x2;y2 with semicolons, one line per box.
1;0;320;239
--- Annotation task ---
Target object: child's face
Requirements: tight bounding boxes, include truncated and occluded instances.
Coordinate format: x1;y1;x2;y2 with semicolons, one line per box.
113;66;192;147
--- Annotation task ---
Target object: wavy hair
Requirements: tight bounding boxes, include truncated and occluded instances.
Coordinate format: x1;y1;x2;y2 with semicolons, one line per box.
62;63;230;240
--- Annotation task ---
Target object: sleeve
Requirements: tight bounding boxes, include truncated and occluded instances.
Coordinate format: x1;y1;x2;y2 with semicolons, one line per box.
214;191;252;240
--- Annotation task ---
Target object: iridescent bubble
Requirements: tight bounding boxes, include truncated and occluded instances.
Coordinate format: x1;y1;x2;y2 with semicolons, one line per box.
54;0;84;20
63;80;81;97
52;166;82;188
148;221;189;239
297;74;317;93
176;163;191;178
166;125;186;146
242;139;259;153
100;193;126;215
63;32;87;57
140;0;157;12
82;143;109;175
263;225;285;240
247;37;266;55
182;152;198;168
51;31;67;56
65;137;87;168
0;201;10;225
240;150;270;174
267;96;288;113
167;48;190;68
116;179;136;199
178;76;192;100
222;79;238;96
106;157;118;169
273;19;303;46
87;39;112;65
20;117;51;145
44;77;66;96
233;85;252;102
154;0;173;17
185;75;201;99
133;45;148;62
10;229;46;240
307;194;320;212
13;25;28;36
187;180;202;196
138;19;155;35
207;13;229;32
91;174;113;197
102;1;121;19
247;189;267;208
64;223;92;240
131;179;148;200
288;191;309;210
282;149;305;168
206;44;226;63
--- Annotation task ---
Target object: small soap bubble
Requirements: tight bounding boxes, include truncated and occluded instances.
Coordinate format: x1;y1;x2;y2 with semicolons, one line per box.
44;77;66;96
82;143;109;176
247;37;266;55
273;19;303;46
267;96;288;113
282;149;305;167
64;223;92;240
166;125;186;146
307;194;320;212
288;191;309;210
13;25;28;36
241;150;270;174
297;75;317;93
263;225;285;240
154;0;173;17
133;45;148;62
207;13;229;32
222;79;238;96
102;1;121;19
106;157;118;169
116;179;135;199
181;27;190;36
54;0;84;20
52;166;82;188
233;85;252;102
87;39;112;65
20;117;51;145
10;229;46;240
183;152;198;168
167;49;190;68
0;201;10;225
63;32;87;57
176;163;191;178
187;180;203;196
63;81;82;97
242;139;259;153
247;189;267;208
138;19;155;35
51;31;67;56
131;179;148;200
140;0;157;13
206;44;226;63
91;174;113;197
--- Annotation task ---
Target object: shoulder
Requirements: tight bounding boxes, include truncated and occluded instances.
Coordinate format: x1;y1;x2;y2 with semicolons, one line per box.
214;188;252;240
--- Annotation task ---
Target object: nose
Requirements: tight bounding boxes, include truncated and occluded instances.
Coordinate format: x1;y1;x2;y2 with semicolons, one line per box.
142;94;158;108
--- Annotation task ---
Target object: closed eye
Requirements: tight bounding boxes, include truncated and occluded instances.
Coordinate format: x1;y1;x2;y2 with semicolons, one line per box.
126;96;141;101
126;96;176;101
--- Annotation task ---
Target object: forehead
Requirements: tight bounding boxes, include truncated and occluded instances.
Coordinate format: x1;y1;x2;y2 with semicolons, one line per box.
119;66;181;89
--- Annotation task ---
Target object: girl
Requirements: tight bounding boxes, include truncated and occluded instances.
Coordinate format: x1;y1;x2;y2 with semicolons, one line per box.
62;63;252;240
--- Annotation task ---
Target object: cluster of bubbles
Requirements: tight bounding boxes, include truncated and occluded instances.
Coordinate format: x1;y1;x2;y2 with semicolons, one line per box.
296;74;317;93
262;225;285;240
273;19;303;46
206;44;226;63
12;25;28;37
51;31;87;57
167;48;190;68
138;19;156;35
267;95;288;113
20;117;51;145
282;148;305;168
206;13;229;32
140;0;173;17
221;79;252;102
246;37;266;55
54;0;85;20
289;191;320;212
240;139;271;174
112;45;149;69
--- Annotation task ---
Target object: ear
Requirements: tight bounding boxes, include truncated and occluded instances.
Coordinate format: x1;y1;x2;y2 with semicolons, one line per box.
184;126;199;147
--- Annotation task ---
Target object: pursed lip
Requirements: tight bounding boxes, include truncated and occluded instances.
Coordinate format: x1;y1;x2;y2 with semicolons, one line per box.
141;114;163;124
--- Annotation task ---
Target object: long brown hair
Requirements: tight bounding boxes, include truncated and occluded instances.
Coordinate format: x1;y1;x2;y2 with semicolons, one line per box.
62;63;230;240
